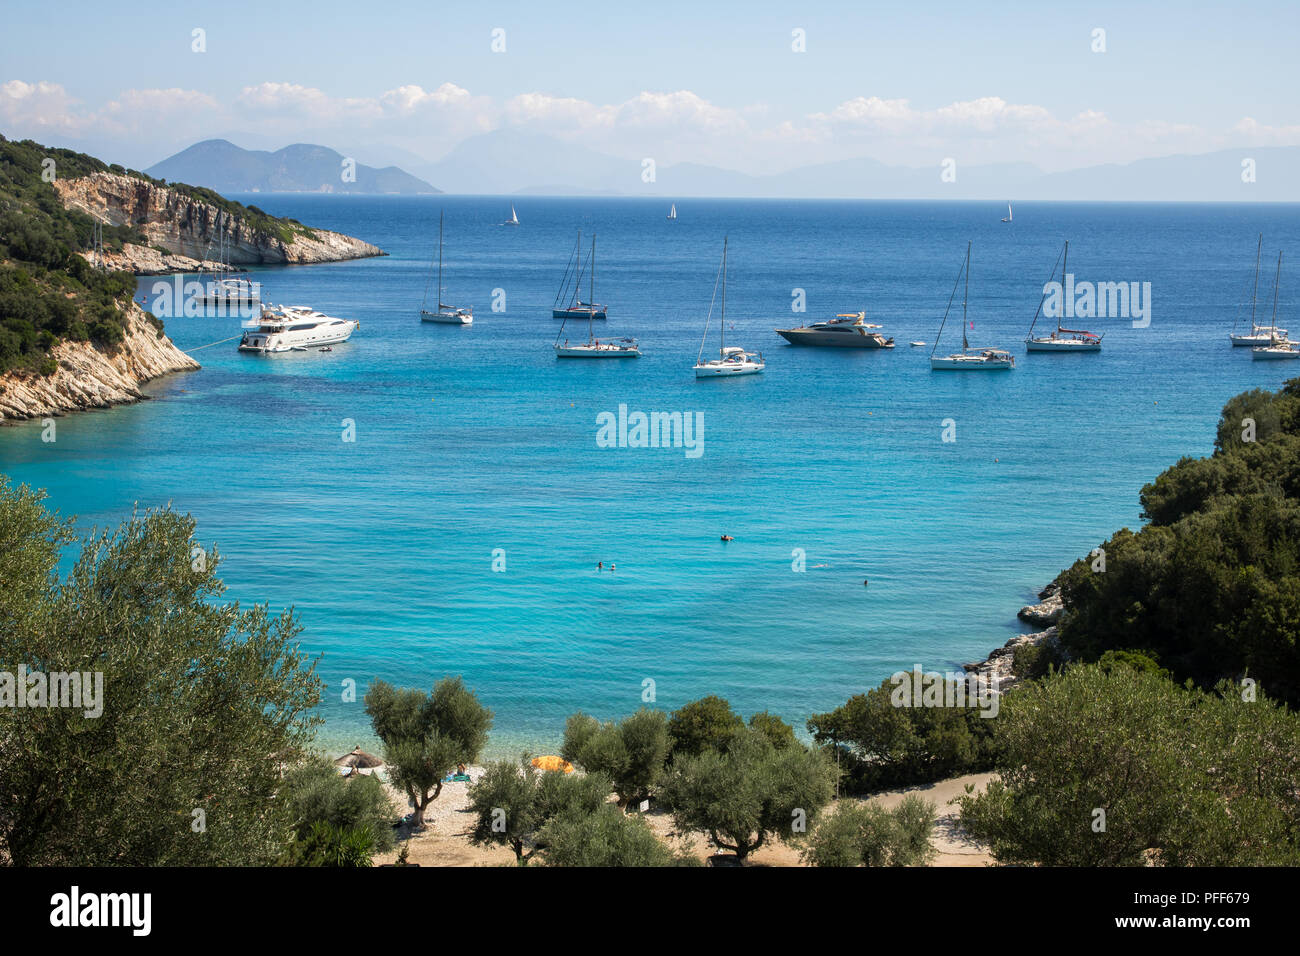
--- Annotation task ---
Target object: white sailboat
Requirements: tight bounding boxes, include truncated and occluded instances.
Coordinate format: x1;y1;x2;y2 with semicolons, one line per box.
502;204;520;226
555;235;639;358
667;203;677;220
1025;240;1102;351
420;210;472;325
694;237;764;378
930;242;1014;370
199;220;259;306
1232;234;1288;346
1252;251;1298;360
1001;202;1013;223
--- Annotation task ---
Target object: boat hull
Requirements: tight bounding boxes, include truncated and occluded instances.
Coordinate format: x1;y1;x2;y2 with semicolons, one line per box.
553;309;607;320
1232;332;1288;346
1252;348;1300;361
775;329;894;348
239;322;356;353
556;345;639;358
694;363;764;378
421;310;472;325
930;354;1014;370
1025;338;1101;352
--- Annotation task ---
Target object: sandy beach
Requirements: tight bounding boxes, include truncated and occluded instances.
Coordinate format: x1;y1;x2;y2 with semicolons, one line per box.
370;769;996;867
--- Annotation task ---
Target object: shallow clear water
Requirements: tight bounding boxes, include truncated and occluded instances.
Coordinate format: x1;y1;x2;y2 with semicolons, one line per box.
3;196;1297;758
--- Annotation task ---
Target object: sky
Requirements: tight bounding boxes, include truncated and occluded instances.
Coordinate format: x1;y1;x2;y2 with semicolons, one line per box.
2;0;1298;175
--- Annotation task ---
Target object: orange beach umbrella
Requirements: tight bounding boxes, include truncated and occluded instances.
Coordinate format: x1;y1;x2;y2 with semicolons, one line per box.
531;755;574;774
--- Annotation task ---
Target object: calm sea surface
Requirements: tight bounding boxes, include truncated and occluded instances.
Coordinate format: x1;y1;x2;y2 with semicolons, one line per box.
2;197;1298;757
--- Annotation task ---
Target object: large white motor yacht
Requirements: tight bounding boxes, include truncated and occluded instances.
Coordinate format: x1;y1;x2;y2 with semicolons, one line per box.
239;305;358;353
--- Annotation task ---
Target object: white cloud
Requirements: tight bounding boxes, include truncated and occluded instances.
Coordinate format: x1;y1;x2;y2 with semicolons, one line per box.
2;77;1292;176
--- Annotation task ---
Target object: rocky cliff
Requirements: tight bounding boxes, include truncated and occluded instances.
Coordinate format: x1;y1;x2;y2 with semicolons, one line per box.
0;303;199;421
53;171;384;271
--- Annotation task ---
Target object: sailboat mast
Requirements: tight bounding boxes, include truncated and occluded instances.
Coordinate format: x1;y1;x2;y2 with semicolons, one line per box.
1251;233;1263;331
721;237;728;352
1058;240;1069;332
1270;250;1282;341
437;210;444;308
961;241;971;351
588;234;596;340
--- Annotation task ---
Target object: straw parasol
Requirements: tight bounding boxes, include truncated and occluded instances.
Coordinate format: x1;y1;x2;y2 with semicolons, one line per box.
335;746;383;770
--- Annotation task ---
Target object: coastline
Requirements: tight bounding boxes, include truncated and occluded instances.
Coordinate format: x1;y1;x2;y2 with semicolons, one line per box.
964;581;1064;692
0;302;199;422
54;171;386;273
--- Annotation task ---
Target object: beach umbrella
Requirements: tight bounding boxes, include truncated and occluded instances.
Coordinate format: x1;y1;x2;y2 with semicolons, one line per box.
335;746;383;770
531;755;574;774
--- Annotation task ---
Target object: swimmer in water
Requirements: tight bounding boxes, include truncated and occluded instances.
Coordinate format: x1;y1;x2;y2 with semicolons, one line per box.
597;561;603;572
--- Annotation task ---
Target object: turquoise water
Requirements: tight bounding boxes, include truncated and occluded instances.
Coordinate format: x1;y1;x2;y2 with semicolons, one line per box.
2;197;1298;758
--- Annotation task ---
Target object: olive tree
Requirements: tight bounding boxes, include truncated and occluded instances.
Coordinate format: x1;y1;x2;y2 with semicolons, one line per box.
662;728;837;862
365;676;492;829
0;479;322;865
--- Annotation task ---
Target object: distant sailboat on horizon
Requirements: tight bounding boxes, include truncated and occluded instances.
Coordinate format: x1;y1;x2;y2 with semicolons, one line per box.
1001;202;1013;223
502;203;520;226
667;203;677;220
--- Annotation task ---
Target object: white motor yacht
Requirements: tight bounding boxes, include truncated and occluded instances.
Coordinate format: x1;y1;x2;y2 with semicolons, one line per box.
239;305;358;353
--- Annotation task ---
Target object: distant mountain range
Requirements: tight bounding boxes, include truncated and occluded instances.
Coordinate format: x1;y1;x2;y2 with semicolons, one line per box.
145;140;439;194
412;130;1300;201
146;133;1300;201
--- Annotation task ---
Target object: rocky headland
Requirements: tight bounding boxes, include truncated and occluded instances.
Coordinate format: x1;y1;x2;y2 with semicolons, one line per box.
964;581;1065;692
54;171;384;274
0;303;198;422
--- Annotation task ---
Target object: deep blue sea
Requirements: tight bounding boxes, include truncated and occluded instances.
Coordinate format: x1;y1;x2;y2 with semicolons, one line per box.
2;197;1298;758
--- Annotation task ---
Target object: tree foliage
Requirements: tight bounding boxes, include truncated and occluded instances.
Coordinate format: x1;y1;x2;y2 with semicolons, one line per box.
1059;380;1300;705
364;677;492;828
0;477;322;865
561;707;669;807
806;677;998;792
661;728;837;862
466;756;609;864
956;664;1300;866
802;795;937;867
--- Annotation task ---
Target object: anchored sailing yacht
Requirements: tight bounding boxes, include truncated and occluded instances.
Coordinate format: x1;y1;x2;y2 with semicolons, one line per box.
1026;241;1102;351
776;312;894;348
501;204;520;226
1252;252;1298;360
198;225;259;306
239;304;358;353
930;242;1014;370
555;236;639;358
420;210;472;325
694;237;764;378
553;232;608;320
1232;234;1288;346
